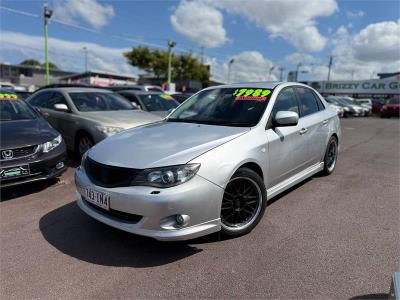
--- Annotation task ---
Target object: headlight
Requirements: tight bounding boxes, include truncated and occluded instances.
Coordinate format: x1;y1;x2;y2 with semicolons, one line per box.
132;164;200;188
41;135;62;153
343;107;350;112
382;106;388;110
96;126;124;136
80;151;88;169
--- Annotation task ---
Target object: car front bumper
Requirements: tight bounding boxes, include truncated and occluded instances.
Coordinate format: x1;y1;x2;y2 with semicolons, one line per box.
0;144;67;188
75;166;224;241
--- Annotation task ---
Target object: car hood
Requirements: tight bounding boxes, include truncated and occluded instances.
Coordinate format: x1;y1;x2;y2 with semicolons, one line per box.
88;121;250;169
0;117;58;149
79;110;162;128
149;110;170;118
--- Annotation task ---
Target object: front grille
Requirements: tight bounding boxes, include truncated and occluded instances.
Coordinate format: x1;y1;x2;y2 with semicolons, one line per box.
84;198;142;223
1;145;38;161
85;157;140;188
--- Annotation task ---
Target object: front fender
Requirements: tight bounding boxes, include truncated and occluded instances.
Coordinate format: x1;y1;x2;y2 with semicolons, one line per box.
189;127;268;189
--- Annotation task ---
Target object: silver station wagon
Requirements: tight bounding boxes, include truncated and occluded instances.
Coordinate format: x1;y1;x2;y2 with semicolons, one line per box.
75;82;341;241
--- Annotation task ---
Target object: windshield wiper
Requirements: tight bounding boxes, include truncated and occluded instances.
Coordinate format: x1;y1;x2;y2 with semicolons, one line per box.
167;119;217;125
217;122;252;127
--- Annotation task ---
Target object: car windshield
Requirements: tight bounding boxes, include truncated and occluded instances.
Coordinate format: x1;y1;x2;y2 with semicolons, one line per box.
148;87;163;92
357;100;370;104
326;97;340;105
138;94;179;111
336;98;353;106
167;87;273;127
69;92;133;112
0;96;36;121
388;98;400;105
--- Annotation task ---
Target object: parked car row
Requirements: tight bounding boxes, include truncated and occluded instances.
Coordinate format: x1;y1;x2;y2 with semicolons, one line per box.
380;98;400;118
325;96;371;117
0;84;183;188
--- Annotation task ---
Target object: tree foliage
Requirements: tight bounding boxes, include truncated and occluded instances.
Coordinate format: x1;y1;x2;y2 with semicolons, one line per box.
20;59;41;67
124;47;209;84
19;59;58;69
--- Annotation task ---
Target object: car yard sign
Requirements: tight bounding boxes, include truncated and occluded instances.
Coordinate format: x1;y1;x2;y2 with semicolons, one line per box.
310;80;400;95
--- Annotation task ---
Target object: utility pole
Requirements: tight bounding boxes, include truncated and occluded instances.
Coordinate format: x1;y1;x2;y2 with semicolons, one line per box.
227;58;235;83
83;47;88;73
268;66;275;81
43;3;53;85
295;62;302;81
167;40;176;86
200;46;204;65
327;55;333;81
278;67;285;81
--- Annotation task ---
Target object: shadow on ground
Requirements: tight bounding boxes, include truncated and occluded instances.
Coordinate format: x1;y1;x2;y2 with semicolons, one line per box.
349;293;388;300
38;168;316;266
0;156;78;202
39;201;203;268
1;178;59;202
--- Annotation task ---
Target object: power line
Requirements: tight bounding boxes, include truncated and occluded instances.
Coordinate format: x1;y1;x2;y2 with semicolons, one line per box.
0;5;230;63
0;6;39;18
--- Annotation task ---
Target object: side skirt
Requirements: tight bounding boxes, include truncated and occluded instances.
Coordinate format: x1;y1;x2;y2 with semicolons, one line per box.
266;162;324;201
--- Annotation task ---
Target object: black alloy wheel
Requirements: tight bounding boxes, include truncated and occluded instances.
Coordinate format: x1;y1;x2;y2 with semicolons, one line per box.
220;168;267;237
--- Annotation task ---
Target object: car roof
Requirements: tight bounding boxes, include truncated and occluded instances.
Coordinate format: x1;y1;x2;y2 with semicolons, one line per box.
205;81;286;90
118;90;163;95
37;87;113;93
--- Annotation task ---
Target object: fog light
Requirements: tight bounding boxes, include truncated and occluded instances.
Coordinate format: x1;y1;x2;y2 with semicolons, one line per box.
56;162;64;170
175;214;190;227
176;214;185;226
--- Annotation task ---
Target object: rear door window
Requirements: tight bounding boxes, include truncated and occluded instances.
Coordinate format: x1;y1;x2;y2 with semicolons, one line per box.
41;92;69;110
296;87;320;117
29;91;53;108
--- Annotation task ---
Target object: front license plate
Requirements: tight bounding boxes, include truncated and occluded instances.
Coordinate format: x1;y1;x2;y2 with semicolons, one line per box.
84;188;110;210
0;165;30;179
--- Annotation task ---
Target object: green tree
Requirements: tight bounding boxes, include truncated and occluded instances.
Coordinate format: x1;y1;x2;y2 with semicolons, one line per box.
19;59;58;70
47;62;58;70
20;59;41;67
124;47;209;84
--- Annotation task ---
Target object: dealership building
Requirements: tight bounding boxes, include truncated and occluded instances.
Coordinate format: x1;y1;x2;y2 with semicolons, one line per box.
306;72;400;99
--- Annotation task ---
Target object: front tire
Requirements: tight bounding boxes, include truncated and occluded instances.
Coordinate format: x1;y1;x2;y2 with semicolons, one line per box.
322;136;338;175
220;168;267;237
76;133;94;158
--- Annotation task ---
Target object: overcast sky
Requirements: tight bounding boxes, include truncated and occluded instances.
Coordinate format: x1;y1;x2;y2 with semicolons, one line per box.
1;0;399;83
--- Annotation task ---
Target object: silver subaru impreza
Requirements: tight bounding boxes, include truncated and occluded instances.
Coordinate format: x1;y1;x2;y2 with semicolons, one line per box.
75;82;341;241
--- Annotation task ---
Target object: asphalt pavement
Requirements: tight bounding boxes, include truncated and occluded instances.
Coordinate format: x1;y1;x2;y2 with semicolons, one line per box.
1;117;399;299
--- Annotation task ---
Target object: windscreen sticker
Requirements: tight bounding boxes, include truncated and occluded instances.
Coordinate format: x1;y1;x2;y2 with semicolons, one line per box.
233;88;271;101
160;94;174;100
0;93;18;100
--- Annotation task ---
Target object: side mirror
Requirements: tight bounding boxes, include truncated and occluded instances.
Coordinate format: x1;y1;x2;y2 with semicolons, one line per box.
274;111;299;127
54;103;69;112
131;102;141;110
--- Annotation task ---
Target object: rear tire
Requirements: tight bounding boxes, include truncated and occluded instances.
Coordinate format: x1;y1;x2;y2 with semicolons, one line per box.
220;168;267;238
321;136;338;175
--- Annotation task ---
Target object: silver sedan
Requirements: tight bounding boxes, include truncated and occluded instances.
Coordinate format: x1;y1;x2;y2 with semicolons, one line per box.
75;82;341;241
27;88;162;156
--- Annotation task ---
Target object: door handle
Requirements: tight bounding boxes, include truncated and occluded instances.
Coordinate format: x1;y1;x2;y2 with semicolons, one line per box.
322;120;328;125
299;128;308;135
42;112;50;117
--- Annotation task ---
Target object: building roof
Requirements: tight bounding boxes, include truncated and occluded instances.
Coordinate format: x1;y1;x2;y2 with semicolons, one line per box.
377;72;400;79
60;70;137;81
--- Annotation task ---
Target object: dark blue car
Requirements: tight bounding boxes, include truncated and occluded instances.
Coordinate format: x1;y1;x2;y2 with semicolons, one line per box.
0;90;67;188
